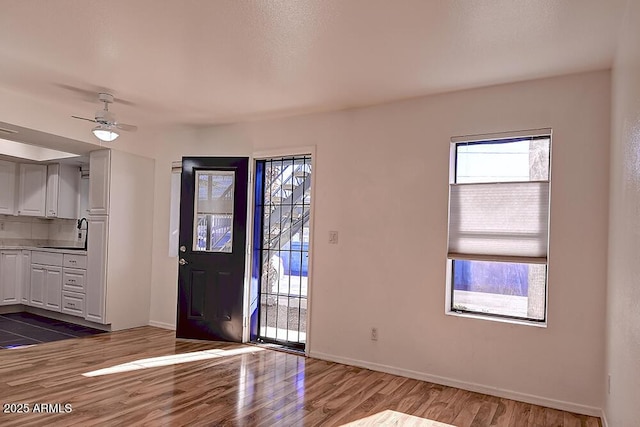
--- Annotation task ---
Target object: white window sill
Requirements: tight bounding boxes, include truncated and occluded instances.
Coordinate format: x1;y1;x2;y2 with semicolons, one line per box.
445;310;547;328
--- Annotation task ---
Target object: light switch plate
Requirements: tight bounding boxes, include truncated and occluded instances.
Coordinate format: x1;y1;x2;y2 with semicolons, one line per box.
328;230;339;244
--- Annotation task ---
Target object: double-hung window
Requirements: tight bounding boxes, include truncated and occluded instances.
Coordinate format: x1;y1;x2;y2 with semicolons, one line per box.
446;129;551;323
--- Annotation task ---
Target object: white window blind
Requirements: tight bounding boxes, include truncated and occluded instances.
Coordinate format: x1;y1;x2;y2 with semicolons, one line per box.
448;179;549;262
168;161;182;257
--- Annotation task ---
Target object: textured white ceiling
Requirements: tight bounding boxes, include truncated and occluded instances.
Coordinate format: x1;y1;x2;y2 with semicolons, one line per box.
0;0;627;129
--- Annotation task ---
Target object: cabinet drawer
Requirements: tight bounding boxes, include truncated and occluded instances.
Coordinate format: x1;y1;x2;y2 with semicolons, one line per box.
32;251;63;266
61;291;85;317
62;268;86;293
63;254;87;269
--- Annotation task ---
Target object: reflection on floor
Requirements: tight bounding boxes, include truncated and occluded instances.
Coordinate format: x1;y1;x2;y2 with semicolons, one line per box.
0;312;106;349
0;327;602;426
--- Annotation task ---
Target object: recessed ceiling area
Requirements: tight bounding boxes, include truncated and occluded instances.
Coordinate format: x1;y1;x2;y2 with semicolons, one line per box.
0;121;94;161
0;138;80;162
0;0;628;132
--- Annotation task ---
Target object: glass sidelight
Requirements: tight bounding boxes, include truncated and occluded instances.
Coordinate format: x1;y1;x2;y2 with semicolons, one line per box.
193;170;235;253
255;156;311;350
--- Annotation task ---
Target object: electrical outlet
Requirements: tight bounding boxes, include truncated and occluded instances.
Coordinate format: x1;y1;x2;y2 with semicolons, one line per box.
78;231;82;239
371;327;378;341
329;230;339;244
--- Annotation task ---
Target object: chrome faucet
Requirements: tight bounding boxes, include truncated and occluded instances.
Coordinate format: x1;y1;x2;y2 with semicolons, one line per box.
77;218;88;251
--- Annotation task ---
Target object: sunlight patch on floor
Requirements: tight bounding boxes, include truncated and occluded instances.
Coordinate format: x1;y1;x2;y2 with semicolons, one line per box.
340;410;455;427
82;346;264;377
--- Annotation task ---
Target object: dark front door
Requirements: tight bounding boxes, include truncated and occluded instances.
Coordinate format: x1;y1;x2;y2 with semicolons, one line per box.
176;157;249;342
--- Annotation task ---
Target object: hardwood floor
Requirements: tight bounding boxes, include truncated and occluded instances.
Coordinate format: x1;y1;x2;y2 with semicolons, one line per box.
0;327;601;427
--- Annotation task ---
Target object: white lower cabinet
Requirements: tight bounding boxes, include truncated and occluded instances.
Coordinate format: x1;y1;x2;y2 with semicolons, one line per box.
2;250;88;313
44;267;62;312
28;251;88;317
1;249;88;318
62;268;86;293
31;251;62;309
30;264;62;312
30;265;46;308
61;292;85;317
0;250;21;305
86;216;107;324
62;266;86;317
21;250;31;305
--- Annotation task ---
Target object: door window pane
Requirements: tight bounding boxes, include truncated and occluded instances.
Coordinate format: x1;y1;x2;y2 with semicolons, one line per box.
193;170;234;253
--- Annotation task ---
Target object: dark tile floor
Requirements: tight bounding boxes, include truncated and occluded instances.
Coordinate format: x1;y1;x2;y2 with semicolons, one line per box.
0;312;106;349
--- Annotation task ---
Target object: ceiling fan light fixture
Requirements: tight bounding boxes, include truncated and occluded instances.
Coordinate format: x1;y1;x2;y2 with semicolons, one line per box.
92;125;119;142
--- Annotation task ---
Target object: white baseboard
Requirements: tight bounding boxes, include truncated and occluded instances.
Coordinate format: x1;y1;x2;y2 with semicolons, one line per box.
0;304;23;314
23;306;111;331
309;351;602;418
601;409;609;427
148;320;175;330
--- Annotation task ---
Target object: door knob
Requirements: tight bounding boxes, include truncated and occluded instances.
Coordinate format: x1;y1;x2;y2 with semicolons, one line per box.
179;258;188;265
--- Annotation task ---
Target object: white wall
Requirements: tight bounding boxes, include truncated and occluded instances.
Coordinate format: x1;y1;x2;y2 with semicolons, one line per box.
140;70;610;412
140;127;253;329
605;0;640;425
105;149;156;330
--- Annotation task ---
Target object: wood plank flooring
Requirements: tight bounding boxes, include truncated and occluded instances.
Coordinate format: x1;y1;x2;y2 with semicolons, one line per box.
0;326;601;427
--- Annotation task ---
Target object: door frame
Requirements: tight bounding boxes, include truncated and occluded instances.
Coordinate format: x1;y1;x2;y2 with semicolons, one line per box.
244;146;316;355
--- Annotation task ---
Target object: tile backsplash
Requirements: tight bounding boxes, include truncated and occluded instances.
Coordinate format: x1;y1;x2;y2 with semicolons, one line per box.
0;214;82;247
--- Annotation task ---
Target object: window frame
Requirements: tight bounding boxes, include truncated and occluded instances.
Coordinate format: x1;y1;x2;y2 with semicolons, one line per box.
445;129;552;325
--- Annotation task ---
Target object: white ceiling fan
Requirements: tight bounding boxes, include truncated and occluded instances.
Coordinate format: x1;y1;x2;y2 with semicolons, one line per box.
72;93;137;142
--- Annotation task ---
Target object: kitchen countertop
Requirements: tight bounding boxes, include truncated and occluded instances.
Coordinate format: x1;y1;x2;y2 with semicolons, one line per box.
0;245;87;255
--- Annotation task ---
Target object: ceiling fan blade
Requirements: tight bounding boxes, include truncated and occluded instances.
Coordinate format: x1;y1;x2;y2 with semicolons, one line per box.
115;123;138;132
71;115;97;123
56;83;137;106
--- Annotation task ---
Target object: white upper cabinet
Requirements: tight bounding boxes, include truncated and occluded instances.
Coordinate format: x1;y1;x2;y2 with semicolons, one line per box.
88;150;110;215
0;160;16;215
45;164;59;218
46;163;80;219
18;164;47;217
79;171;89;218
